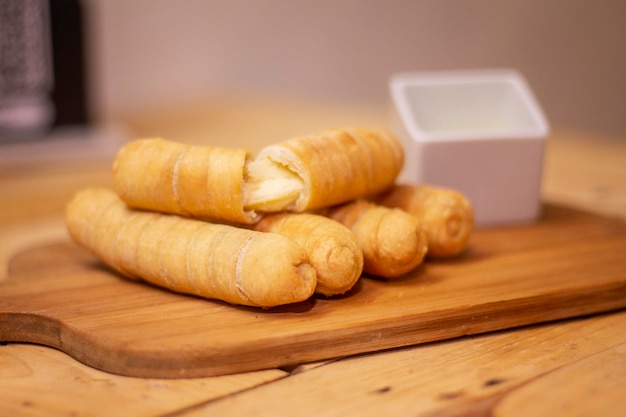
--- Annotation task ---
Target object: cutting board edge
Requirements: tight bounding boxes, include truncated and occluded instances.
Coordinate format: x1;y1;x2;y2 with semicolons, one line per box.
2;279;625;379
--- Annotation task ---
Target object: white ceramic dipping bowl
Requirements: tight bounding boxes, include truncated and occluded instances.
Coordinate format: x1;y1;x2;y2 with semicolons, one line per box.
389;69;550;226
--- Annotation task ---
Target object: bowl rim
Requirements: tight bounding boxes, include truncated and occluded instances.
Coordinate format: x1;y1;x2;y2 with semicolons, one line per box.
389;68;550;143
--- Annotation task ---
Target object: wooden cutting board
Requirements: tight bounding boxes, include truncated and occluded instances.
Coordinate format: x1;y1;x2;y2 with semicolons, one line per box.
1;204;625;379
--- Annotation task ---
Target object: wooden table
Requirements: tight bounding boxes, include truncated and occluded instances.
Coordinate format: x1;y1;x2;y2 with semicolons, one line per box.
1;97;625;416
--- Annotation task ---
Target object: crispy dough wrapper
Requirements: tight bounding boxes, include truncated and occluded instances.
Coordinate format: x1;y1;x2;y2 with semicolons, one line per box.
325;200;428;278
254;213;363;296
65;188;317;308
377;184;474;258
245;128;404;213
113;138;260;224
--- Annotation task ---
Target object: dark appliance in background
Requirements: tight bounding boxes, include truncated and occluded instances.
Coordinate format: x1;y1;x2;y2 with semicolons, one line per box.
0;0;89;142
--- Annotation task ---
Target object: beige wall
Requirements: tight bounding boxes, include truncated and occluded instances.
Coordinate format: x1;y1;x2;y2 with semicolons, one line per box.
85;0;626;136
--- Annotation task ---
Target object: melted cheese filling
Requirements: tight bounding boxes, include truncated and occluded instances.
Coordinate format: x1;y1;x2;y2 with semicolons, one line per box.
243;157;302;212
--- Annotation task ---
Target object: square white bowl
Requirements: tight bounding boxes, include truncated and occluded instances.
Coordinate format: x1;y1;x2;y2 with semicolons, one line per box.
389;69;550;226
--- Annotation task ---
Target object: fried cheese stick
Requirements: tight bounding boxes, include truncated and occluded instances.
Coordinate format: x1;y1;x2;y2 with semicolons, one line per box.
377;184;474;258
113;138;261;224
253;213;363;296
65;188;317;308
244;128;404;213
324;200;428;278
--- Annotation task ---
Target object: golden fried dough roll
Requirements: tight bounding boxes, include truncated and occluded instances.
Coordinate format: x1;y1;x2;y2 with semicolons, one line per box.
243;128;404;213
377;184;474;258
113;138;261;224
325;200;428;278
254;213;363;296
65;188;317;308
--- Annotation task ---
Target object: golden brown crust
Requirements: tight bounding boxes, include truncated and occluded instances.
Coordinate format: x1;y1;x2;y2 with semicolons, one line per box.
325;200;428;278
254;213;363;296
377;184;474;258
112;138;260;224
65;188;316;308
253;128;404;212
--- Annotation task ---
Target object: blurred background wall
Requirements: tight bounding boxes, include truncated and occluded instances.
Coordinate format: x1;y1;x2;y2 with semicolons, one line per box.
83;0;625;136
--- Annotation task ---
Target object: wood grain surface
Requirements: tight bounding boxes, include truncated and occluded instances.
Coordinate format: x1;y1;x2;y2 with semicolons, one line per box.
2;204;625;379
188;309;626;417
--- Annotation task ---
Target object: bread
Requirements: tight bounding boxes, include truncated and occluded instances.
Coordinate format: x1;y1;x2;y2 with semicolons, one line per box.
66;188;317;308
243;128;404;213
113;138;261;224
